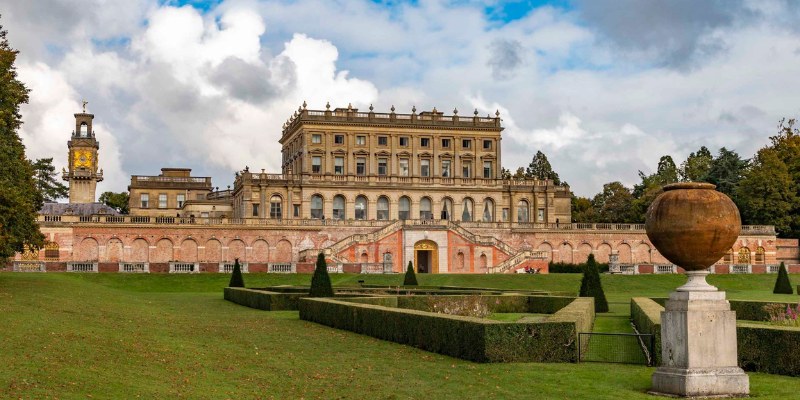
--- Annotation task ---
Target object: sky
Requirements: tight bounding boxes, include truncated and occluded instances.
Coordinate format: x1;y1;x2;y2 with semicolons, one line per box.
5;0;800;197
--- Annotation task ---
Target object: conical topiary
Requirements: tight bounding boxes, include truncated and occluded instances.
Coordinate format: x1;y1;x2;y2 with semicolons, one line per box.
228;258;245;287
578;255;593;296
773;262;793;294
403;261;418;286
580;254;609;312
309;252;334;297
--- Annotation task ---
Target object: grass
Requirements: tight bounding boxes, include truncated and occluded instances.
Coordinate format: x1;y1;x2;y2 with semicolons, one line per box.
1;272;798;399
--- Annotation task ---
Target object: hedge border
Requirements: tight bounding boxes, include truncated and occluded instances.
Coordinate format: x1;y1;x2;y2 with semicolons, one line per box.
651;297;798;322
630;297;662;366
223;288;304;311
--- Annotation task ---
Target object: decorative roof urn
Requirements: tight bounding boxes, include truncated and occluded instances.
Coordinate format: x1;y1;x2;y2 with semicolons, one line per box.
645;182;740;291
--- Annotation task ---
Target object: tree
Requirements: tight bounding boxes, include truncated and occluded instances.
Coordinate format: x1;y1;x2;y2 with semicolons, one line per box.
228;258;245;288
99;191;130;214
0;19;44;262
309;252;334;297
525;150;561;184
403;261;418;286
500;167;511;180
737;147;796;234
571;194;596;223
31;158;68;201
764;118;800;237
592;182;635;223
579;254;609;312
705;147;749;205
679;146;713;182
512;167;527;180
772;262;793;294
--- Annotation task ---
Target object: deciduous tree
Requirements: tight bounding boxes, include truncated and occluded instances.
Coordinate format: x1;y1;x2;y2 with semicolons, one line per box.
99;191;130;214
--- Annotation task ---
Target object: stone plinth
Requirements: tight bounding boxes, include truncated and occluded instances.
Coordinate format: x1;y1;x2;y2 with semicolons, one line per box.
651;288;749;397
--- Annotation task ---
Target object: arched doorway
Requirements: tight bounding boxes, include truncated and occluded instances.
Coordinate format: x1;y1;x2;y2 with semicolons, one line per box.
414;240;438;273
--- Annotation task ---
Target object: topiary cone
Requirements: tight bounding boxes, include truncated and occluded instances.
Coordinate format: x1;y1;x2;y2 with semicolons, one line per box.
773;262;793;294
309;252;334;297
403;261;418;286
229;258;245;288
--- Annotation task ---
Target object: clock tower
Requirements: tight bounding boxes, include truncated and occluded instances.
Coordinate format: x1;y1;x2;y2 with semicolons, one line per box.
63;107;103;203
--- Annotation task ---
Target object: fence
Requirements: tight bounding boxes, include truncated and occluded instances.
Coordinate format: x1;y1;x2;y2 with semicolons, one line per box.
119;262;148;273
170;262;198;273
268;263;295;273
219;262;248;273
67;262;97;272
13;261;45;272
578;332;654;366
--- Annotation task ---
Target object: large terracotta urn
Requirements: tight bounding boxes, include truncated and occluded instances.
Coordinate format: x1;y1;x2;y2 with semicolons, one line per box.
645;182;740;272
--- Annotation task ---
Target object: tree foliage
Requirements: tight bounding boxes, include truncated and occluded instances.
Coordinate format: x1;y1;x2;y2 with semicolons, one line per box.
32;158;68;201
309;252;334;297
228;258;245;288
578;254;609;312
737;147;796;235
773;262;793;294
403;261;418;286
526;150;561;184
591;182;635;223
679;146;713;182
99;191;130;214
0;20;44;262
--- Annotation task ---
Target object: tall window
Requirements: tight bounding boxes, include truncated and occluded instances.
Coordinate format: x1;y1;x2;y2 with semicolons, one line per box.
312;156;322;173
355;196;368;220
158;193;167;208
517;199;529;223
334;157;344;175
420;197;432;219
537;208;545;222
378;158;388;176
483;161;492;178
483;198;494;222
333;195;345;220
377;197;389;220
399;196;410;220
270;195;282;219
140;193;149;208
462;198;473;222
177;194;185;208
441;160;451;177
252;203;259;217
442;198;453;220
399;159;409;176
311;195;323;219
755;247;765;264
420;159;430;177
483;139;492;150
462;161;471;178
356;157;366;175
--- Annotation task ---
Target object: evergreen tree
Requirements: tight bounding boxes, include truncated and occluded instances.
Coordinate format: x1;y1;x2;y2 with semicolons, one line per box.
705;147;749;205
525;150;561;184
99;191;130;214
773;262;793;294
403;261;418;286
309;252;334;297
0;19;44;262
228;258;245;288
32;158;68;201
679;146;713;182
500;167;511;180
579;254;609;312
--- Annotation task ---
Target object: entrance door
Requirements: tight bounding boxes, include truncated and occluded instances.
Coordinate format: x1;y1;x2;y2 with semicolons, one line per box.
417;250;430;273
413;240;438;273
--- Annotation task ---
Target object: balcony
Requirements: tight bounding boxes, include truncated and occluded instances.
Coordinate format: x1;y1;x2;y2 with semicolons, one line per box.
130;175;212;190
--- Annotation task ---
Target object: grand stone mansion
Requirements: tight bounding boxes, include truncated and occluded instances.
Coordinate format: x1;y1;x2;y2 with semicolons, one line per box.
9;105;799;274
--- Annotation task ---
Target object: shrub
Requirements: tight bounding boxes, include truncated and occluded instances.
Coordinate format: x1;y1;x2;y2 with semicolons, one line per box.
424;295;490;318
580;254;609;313
403;261;418;286
763;302;800;327
773;262;794;294
309;252;334;297
630;297;662;366
228;258;245;288
738;322;800;377
549;261;610;274
224;288;304;310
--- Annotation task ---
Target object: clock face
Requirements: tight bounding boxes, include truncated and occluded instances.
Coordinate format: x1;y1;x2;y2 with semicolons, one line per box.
73;150;93;168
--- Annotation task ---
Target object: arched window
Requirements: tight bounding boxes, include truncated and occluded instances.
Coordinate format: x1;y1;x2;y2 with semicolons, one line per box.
79;122;88;137
270;195;282;219
377;196;389;220
333;195;346;220
399;196;410;220
311;195;324;219
462;198;473;222
755;247;765;264
355;196;368;220
420;197;432;219
482;198;494;222
517;199;529;223
456;251;465;270
442;198;453;220
738;247;751;264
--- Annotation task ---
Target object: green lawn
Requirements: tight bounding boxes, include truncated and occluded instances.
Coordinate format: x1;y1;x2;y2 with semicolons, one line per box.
1;272;798;399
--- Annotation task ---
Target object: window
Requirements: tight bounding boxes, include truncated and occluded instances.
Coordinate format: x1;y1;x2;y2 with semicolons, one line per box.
311;195;323;219
738;247;751;264
483;199;494;222
252;203;260;217
420;159;430;177
462;198;473;222
399;159;409;176
483;139;492;150
334;157;344;175
158;193;167;209
293;204;300;218
378;136;388;146
355;196;368;220
441;160;451;177
442;198;453;220
270;195;282;219
462;161;471;178
201;212;209;218
44;242;59;260
356;157;366;175
378;158;388;176
517;200;529;223
462;139;472;149
312;156;322;173
441;138;451;148
140;193;149;208
311;134;321;144
420;138;430;147
483;161;492;179
377;197;389;220
502;208;509;222
399;196;410;220
356;136;366;145
537;208;545;222
420;197;432;220
333;195;346;220
334;134;344;144
177;194;185;208
755;247;765;264
399;137;409;146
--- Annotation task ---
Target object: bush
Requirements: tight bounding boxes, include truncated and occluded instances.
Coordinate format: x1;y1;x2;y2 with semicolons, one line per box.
224;288;304;310
309;252;334;297
738;322;800;376
774;262;794;294
403;261;418;286
630;297;662;366
228;258;245;288
579;254;609;312
549;261;610;274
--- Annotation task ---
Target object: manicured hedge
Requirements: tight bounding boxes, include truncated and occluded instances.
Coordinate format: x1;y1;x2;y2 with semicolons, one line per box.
738;322;800;377
549;261;610;274
651;297;797;322
298;297;594;363
529;296;579;314
397;295;529;313
224;288;304;310
630;297;662;365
